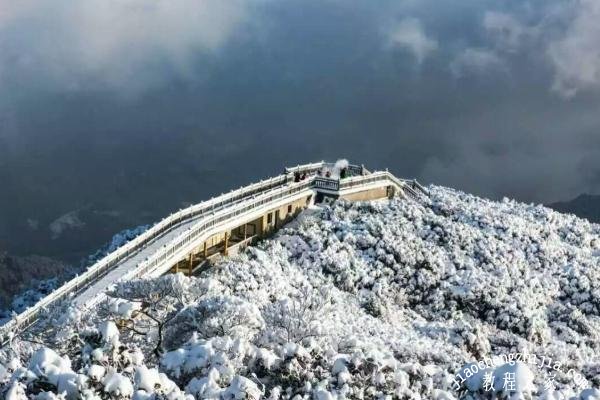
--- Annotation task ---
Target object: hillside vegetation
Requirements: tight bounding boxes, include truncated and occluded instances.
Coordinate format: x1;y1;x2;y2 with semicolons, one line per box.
1;186;600;399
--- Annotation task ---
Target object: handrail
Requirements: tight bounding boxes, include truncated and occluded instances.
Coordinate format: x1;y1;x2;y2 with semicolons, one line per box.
284;161;364;178
312;177;340;191
284;161;326;175
127;180;314;281
0;170;297;339
0;163;424;343
126;172;400;283
411;179;430;196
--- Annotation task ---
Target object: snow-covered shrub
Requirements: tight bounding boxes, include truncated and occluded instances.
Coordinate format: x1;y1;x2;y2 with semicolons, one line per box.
104;273;207;356
3;185;600;399
167;295;263;347
261;286;332;344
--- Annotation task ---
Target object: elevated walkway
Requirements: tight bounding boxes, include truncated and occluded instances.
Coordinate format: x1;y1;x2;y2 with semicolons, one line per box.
0;161;428;344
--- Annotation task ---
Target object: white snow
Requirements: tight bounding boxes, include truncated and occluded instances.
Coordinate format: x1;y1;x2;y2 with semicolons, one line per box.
186;368;222;399
5;381;27;400
3;185;600;399
74;216;202;307
103;371;134;397
98;320;120;345
28;347;73;386
581;388;600;400
222;375;262;400
87;364;105;381
107;298;141;319
492;362;536;395
134;365;161;392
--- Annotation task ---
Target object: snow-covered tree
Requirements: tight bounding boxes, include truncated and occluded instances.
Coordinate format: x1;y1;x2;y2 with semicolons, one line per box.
105;273;205;357
3;185;600;399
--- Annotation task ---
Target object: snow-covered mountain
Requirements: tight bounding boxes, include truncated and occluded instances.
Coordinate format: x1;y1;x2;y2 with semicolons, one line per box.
1;185;600;399
0;253;73;312
0;226;150;321
550;194;600;224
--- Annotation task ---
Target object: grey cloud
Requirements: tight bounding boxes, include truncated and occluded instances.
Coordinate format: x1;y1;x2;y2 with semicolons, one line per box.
2;0;600;261
0;0;250;95
482;10;544;54
467;1;600;99
387;18;438;64
450;48;506;78
547;0;600;98
483;11;528;52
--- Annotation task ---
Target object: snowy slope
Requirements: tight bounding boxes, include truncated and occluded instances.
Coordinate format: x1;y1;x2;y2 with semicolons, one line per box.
1;185;600;399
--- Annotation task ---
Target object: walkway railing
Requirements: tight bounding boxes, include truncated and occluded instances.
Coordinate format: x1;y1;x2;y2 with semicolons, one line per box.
0;162;426;343
312;177;340;191
0;170;305;340
285;161;364;178
128;179;314;280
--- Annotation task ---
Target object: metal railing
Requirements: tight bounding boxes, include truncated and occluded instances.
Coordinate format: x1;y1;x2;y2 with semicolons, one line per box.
0;162;425;343
285;161;364;178
338;171;428;203
127;179;314;280
411;179;430;196
284;161;327;176
339;171;393;190
312;177;340;191
0;170;301;340
347;164;364;176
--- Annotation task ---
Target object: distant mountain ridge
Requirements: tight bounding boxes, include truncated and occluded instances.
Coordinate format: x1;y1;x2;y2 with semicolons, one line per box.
549;193;600;223
0;252;72;309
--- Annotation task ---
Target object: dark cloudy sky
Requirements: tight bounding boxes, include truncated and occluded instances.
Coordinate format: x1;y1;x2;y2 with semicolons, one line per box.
1;0;600;260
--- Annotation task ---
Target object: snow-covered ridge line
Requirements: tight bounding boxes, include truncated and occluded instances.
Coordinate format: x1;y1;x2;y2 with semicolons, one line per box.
0;162;425;343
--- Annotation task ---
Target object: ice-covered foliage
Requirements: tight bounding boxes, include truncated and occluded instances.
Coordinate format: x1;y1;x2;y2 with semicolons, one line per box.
2;185;600;399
